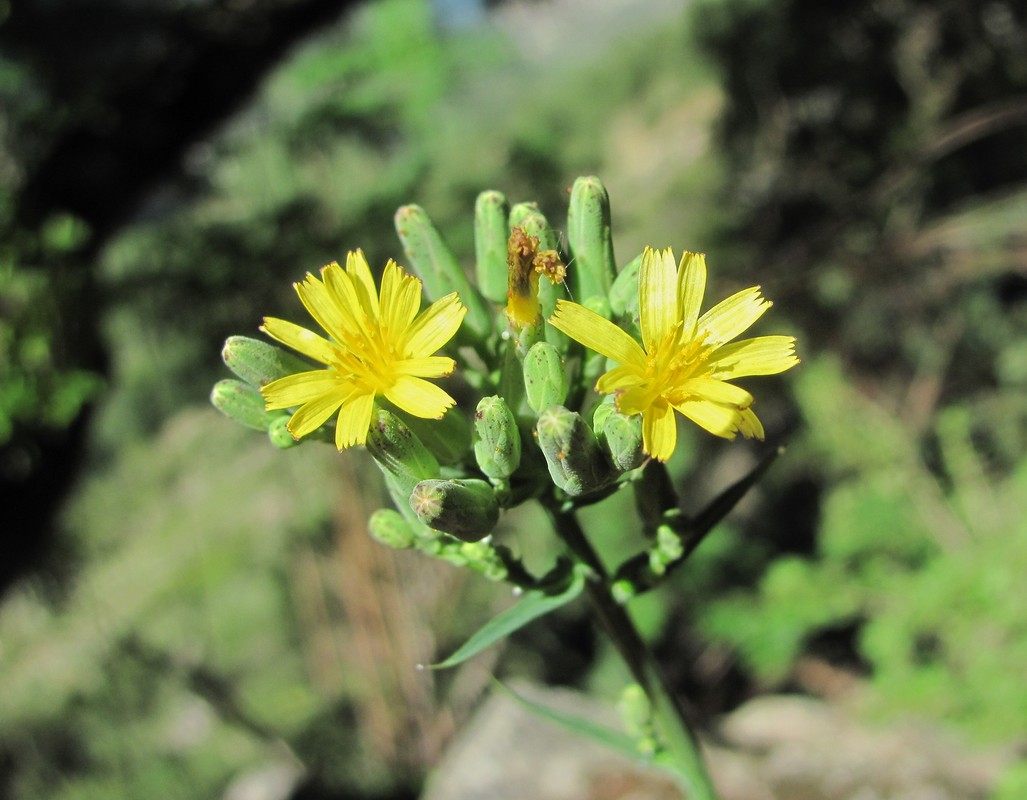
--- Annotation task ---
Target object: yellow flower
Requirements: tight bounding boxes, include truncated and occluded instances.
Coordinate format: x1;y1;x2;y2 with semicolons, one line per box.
549;247;798;462
260;250;467;450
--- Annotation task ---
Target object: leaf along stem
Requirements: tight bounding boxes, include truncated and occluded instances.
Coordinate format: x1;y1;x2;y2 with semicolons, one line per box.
545;504;720;800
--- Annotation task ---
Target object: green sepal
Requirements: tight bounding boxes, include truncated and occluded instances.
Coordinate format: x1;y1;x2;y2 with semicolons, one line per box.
473;395;522;480
210;378;277;431
474;190;511;304
410;478;500;542
394;204;492;343
221;335;314;388
535;405;613;496
368;508;418;550
523;342;569;415
395;405;472;466
365;408;440;500
432;561;585;668
594;402;645;472
566;176;617;307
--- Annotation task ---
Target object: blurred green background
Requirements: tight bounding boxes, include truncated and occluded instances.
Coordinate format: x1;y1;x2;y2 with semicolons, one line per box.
2;0;1026;797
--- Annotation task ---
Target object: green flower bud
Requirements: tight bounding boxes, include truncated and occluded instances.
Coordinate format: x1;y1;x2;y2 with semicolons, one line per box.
365;408;440;500
459;540;509;582
473;395;522;480
594;403;644;472
410;478;500;542
394;204;492;343
535;406;613;496
221;336;313;388
648;523;684;576
474;190;511;304
517;209;560;253
508;201;540;231
523;342;568;415
210;379;276;431
268;414;301;448
368;508;417;550
567;176;617;306
609;252;642;319
618;683;654;743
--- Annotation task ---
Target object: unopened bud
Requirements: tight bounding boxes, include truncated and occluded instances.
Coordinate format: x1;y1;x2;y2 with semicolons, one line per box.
523;342;568;415
395;204;491;343
474;396;522;480
221;336;313;388
210;379;276;431
594;403;644;472
410;478;500;542
366;409;440;499
535;406;613;496
268;414;301;448
474;190;511;304
368;508;417;550
567;176;617;306
609;252;642;320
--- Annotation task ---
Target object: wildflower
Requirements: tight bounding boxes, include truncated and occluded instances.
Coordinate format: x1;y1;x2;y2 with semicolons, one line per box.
260;250;466;450
549;247;798;461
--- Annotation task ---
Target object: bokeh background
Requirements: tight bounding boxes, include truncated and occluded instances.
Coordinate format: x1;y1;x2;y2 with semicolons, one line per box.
2;0;1026;797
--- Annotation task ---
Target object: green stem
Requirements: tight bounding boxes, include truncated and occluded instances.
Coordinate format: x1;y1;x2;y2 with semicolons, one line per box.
547;505;720;800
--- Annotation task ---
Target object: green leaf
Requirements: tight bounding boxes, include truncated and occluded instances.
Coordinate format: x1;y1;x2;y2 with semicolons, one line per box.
432;565;586;668
493;680;641;760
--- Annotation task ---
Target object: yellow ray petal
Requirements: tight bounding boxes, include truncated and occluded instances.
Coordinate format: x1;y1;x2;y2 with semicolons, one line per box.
321;262;368;334
706;336;799;378
402;292;466;357
295;270;350;343
379;260;422;334
384;375;455;419
596;363;645;394
549;300;647;366
639;247;678;350
287;392;346;439
396;356;456;379
697;286;771;347
677;251;707;339
673;398;740;439
261;317;337;365
642;401;677;462
737;407;765;440
261;370;349;409
346;249;380;319
677;376;753;408
335;390;375;449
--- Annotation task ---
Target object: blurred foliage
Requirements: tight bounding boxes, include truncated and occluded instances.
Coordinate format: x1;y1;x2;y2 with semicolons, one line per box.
683;0;1027;783
701;359;1027;741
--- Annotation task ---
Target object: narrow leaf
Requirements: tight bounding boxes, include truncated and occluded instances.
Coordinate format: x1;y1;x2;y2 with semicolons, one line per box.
432;566;586;668
493;680;640;760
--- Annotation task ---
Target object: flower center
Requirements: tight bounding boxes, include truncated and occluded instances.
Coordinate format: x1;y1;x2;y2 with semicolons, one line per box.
643;326;712;405
329;322;403;394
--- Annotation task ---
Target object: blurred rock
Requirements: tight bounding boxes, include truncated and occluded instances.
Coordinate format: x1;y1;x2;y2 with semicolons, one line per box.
421;683;680;800
423;686;1012;800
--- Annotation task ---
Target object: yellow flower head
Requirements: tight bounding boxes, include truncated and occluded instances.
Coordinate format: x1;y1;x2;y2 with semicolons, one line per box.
260;250;467;450
549;247;798;462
